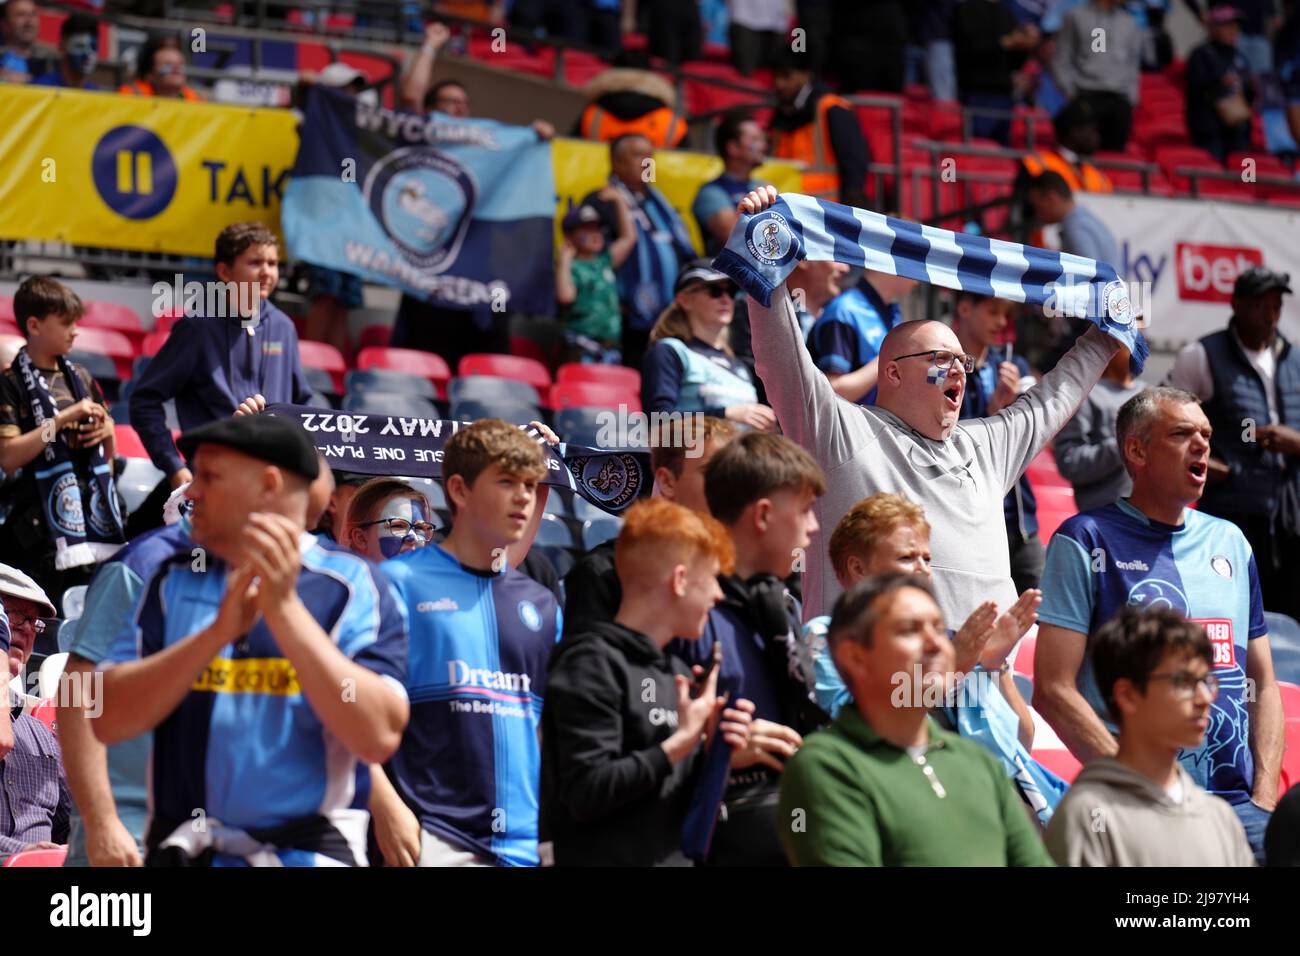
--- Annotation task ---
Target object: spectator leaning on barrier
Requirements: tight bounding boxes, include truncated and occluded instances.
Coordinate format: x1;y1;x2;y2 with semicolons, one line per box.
778;574;1054;866
562;416;739;637
693;111;768;258
343;477;435;563
769;48;871;208
1166;266;1300;621
31;14;99;91
1052;0;1142;151
0;0;44;84
0;276;124;607
1054;345;1145;511
0;563;70;863
118;34;201;101
374;420;559;867
1045;607;1256;867
93;414;410;867
541;498;755;866
1034;386;1285;863
129;222;314;499
555;193;637;365
642;260;775;431
1185;5;1258;163
582;134;697;371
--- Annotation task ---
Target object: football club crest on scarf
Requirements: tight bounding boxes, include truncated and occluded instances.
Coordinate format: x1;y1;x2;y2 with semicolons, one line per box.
716;193;1148;375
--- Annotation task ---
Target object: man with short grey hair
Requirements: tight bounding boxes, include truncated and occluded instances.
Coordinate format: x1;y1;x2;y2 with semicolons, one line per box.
1035;386;1286;862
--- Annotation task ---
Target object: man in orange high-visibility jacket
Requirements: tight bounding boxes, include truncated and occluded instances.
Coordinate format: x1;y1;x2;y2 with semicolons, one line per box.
768;51;870;208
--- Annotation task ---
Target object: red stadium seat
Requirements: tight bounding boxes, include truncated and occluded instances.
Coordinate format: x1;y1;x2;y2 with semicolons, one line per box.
459;354;552;395
2;846;67;867
510;335;551;367
1;319;19;338
81;301;145;348
72;327;135;379
113;425;150;459
1279;681;1300;721
1031;748;1083;784
0;295;13;322
1280;719;1300;794
357;324;392;351
549;380;640;412
29;698;57;735
356;347;451;393
1195;177;1257;201
141;330;170;358
297;340;347;394
1027;448;1071;489
557;363;641;393
1035;484;1078;543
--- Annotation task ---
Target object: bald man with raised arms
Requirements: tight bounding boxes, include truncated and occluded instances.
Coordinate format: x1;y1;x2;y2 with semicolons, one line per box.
737;185;1121;630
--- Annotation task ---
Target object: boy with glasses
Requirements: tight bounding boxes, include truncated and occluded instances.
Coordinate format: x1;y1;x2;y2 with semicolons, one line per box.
343;478;434;562
1045;606;1255;867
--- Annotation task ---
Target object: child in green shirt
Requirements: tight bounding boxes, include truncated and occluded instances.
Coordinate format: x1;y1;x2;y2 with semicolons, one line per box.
555;189;636;363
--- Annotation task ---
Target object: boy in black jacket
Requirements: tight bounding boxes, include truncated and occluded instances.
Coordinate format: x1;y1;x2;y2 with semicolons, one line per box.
541;498;754;866
669;432;828;865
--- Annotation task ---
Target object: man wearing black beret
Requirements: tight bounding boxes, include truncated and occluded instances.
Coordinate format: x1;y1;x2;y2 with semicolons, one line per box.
89;414;411;866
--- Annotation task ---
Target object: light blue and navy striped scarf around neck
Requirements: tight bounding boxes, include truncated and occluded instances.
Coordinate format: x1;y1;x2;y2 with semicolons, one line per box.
714;193;1148;374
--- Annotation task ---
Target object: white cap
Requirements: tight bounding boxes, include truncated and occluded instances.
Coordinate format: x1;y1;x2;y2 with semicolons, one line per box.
318;62;365;88
0;564;56;619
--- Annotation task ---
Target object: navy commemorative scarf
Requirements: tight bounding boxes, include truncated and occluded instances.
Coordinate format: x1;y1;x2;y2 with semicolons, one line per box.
12;347;125;569
714;193;1148;374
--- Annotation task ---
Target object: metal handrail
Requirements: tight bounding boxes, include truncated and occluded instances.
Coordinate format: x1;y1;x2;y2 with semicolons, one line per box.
1174;166;1300;200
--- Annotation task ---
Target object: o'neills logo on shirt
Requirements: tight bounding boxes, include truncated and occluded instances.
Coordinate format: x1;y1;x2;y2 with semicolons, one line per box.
447;660;532;694
1114;558;1151;571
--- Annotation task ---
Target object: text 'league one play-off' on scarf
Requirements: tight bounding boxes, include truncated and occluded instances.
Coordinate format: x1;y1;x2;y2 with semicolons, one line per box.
265;405;650;516
714;193;1148;375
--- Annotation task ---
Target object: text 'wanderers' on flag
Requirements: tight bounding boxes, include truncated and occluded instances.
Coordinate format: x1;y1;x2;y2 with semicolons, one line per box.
282;86;556;314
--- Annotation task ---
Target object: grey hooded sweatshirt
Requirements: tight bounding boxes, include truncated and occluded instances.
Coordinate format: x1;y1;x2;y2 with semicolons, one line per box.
749;285;1118;624
1045;758;1255;867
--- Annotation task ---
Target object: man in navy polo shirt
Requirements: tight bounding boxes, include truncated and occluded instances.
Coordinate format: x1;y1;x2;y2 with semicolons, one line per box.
93;415;409;866
129;222;314;495
373;419;560;867
808;270;917;404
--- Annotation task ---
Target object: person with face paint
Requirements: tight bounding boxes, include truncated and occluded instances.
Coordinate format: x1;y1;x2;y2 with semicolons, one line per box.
32;15;100;91
344;478;435;563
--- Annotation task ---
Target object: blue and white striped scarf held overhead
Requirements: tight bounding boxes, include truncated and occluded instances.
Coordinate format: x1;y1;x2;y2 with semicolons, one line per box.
714;193;1148;374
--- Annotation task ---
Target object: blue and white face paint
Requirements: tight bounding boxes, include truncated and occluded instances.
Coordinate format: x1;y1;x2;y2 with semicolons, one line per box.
925;365;946;386
375;496;432;558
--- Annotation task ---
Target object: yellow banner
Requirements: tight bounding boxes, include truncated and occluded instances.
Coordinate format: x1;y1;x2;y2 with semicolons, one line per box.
0;88;799;261
192;656;302;696
0;86;298;257
551;138;801;255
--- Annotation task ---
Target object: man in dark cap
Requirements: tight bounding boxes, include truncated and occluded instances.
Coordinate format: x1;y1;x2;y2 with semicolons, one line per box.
90;414;410;866
1168;266;1300;619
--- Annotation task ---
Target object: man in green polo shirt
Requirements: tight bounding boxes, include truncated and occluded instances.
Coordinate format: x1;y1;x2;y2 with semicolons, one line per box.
778;574;1053;866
